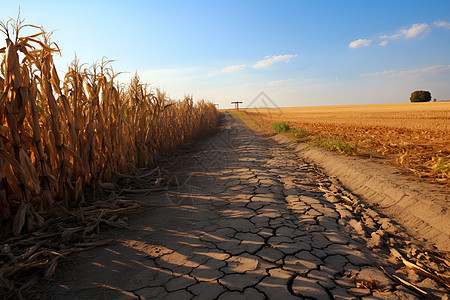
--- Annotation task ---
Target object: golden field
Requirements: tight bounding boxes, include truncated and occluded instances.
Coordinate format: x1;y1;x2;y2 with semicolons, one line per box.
234;102;450;183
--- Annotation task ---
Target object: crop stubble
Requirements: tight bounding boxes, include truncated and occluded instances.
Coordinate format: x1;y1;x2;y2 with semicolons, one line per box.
240;102;450;183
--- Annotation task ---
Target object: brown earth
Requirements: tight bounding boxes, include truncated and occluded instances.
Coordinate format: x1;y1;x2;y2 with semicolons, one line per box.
25;113;449;299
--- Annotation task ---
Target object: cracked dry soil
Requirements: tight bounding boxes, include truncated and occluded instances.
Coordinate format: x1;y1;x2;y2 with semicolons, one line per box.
37;113;449;299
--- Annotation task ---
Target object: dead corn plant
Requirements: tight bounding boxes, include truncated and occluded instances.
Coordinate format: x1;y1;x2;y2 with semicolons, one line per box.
0;17;219;237
0;16;219;296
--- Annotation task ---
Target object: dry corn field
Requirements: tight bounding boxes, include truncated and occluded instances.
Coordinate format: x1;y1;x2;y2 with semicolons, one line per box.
238;102;450;183
0;19;219;238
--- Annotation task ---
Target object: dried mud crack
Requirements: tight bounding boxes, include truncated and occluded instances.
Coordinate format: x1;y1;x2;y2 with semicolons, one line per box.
33;113;449;299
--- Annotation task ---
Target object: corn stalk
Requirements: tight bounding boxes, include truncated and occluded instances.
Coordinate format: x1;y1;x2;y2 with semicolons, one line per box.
0;18;219;237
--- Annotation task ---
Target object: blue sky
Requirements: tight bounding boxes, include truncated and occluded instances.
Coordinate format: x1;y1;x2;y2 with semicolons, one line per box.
1;0;450;108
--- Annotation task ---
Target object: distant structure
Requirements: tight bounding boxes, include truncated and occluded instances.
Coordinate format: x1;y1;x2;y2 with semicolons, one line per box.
231;101;243;110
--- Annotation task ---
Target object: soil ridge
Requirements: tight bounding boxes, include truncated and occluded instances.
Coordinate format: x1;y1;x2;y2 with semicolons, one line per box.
271;133;450;252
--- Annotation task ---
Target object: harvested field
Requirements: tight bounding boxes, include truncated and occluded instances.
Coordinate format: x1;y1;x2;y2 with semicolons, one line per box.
233;102;450;184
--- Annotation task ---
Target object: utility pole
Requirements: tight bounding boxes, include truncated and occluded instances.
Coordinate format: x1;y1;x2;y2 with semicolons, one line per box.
231;101;243;110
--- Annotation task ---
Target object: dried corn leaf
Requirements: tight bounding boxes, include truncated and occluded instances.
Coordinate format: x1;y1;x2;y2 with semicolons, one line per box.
19;148;40;193
391;248;450;289
381;266;427;296
44;257;59;279
12;202;29;236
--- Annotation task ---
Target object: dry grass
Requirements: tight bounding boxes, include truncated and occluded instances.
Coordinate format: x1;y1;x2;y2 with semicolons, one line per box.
233;102;450;183
0;18;219;237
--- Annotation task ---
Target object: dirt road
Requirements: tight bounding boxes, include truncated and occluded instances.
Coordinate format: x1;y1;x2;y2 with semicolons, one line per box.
39;114;449;299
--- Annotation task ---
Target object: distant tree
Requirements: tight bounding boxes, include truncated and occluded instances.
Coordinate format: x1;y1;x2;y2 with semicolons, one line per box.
410;90;431;103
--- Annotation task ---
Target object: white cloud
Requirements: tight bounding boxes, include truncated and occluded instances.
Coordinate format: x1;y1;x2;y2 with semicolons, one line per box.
360;70;396;77
400;23;430;38
381;23;430;40
394;65;450;77
252;54;298;69
222;64;246;73
268;79;294;86
349;39;372;48
434;20;450;29
362;21;445;49
361;65;450;78
387;33;402;40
